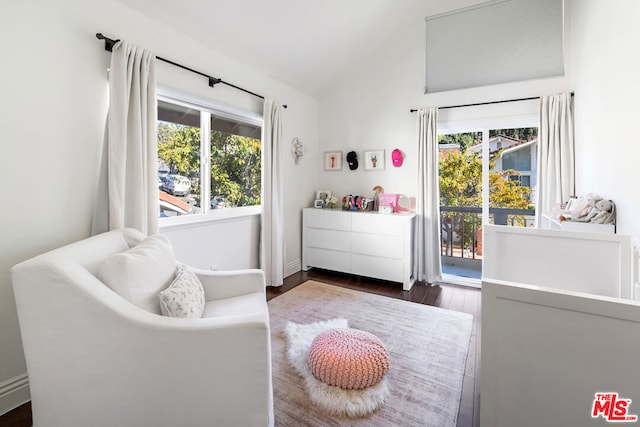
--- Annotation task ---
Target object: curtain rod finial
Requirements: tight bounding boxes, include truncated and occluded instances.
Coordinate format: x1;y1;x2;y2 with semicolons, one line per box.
96;32;118;52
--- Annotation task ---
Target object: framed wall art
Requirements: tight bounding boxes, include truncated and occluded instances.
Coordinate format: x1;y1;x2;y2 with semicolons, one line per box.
324;151;343;170
364;150;385;170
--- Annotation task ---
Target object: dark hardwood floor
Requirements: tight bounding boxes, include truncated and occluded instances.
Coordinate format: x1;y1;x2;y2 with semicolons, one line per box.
0;402;30;427
0;269;481;427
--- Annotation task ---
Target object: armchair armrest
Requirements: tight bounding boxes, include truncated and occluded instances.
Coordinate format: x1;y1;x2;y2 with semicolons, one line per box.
190;267;266;301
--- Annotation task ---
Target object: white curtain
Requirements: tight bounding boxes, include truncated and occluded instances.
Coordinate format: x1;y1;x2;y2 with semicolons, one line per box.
415;108;442;283
261;99;284;286
537;92;575;225
93;41;158;236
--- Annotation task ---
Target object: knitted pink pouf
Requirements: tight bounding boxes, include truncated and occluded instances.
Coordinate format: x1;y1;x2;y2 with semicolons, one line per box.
308;328;389;390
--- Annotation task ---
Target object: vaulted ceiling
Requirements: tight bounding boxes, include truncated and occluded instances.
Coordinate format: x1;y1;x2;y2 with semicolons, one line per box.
117;0;485;97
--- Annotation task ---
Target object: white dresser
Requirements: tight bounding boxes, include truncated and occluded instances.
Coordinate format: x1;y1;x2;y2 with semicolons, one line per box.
302;208;416;290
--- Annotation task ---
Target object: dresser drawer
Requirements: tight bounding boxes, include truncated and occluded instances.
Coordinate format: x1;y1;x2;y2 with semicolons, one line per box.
351;232;404;259
305;247;350;273
304;209;351;231
351;254;404;283
350;213;405;236
306;228;351;252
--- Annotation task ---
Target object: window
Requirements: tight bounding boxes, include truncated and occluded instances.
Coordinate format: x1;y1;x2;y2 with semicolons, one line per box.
489;128;537;227
425;0;564;93
503;147;531;171
157;93;262;219
491;129;537;206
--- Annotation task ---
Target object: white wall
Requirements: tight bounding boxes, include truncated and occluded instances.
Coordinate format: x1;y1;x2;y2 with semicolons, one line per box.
571;0;640;237
0;0;318;413
318;3;573;201
318;0;640;238
161;214;261;271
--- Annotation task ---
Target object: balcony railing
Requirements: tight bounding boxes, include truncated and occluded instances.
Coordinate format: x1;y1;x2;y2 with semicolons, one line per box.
440;206;535;263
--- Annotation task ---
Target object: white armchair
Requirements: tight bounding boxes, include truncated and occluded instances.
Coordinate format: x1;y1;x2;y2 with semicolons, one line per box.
11;229;273;427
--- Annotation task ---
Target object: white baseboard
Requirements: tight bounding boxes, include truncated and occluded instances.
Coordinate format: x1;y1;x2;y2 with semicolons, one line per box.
285;258;301;278
0;373;30;416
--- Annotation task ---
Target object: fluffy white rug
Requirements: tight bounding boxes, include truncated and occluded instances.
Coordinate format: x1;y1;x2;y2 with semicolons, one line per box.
284;318;390;418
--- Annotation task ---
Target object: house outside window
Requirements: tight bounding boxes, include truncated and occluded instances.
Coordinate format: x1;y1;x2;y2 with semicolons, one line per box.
156;92;262;220
499;136;537;201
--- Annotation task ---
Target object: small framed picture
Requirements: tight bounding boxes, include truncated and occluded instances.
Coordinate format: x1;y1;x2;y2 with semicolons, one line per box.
364;150;385;170
314;199;324;208
316;190;332;201
324;151;343;170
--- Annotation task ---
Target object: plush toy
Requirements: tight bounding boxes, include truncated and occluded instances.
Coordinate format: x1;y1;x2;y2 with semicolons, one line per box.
571;199;616;224
585;199;616;224
565;195;595;219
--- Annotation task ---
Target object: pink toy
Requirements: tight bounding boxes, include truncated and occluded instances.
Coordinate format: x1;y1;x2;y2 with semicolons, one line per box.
308;328;389;390
378;193;399;212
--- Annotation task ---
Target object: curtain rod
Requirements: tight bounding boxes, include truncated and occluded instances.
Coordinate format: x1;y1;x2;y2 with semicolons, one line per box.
409;92;574;112
96;33;287;108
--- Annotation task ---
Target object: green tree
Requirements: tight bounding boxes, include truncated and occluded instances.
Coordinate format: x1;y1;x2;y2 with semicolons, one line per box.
210;131;261;207
490;127;537;141
439;147;531;256
157;122;200;177
157;122;201;203
438;132;481;154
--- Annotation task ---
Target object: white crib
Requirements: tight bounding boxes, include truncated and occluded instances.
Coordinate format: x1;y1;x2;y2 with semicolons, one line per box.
481;225;640;427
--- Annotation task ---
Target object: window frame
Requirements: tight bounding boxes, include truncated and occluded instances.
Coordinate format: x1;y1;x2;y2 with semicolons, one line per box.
157;86;263;227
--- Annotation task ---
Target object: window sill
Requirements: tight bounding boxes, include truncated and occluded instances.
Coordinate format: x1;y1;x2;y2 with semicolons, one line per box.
159;205;260;232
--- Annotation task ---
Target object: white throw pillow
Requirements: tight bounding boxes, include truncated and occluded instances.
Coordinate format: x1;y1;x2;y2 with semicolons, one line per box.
158;266;205;318
98;234;176;314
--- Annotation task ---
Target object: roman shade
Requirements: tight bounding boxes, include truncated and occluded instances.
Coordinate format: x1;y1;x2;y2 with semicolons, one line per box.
425;0;564;93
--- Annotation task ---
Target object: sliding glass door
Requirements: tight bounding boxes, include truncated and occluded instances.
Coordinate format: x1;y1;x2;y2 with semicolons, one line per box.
438;127;537;284
438;131;483;282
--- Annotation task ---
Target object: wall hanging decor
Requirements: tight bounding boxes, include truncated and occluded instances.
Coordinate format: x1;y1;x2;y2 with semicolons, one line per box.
364;150;385;170
346;151;359;170
391;148;404;167
291;137;306;164
324;151;343;170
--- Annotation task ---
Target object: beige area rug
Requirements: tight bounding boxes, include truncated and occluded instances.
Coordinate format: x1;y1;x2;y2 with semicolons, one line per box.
268;281;474;427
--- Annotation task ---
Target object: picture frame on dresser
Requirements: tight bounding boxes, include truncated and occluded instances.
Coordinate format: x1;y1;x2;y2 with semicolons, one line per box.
316;190;332;201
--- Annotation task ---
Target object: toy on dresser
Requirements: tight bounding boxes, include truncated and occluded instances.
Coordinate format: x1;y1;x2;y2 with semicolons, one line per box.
342;195;374;211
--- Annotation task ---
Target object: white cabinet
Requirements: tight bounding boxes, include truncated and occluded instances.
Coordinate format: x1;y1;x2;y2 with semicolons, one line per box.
302;208;416;290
